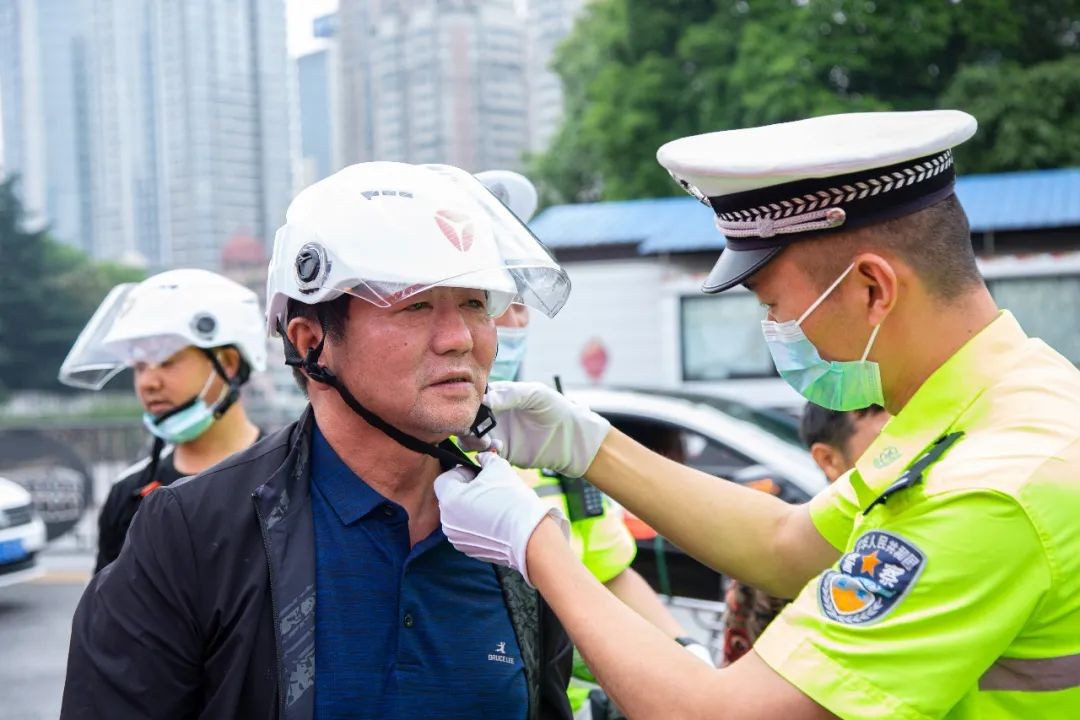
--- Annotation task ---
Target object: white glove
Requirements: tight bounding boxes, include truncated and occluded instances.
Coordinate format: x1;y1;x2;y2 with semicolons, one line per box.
463;381;612;477
435;451;569;586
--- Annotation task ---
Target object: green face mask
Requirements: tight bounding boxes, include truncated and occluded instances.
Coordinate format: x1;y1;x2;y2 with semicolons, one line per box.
141;370;220;444
760;263;884;411
490;326;528;382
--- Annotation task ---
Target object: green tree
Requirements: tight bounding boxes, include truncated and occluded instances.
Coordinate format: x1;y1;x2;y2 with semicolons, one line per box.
942;56;1080;173
532;0;1080;203
529;0;748;203
0;176;144;397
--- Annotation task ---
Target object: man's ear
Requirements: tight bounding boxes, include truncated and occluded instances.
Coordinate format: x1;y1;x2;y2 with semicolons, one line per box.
853;252;898;327
287;316;324;360
810;442;847;484
217;346;243;376
286;316;333;391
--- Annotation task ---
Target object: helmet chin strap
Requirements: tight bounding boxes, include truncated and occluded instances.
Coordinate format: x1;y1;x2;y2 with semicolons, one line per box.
203;349;245;419
277;315;492;473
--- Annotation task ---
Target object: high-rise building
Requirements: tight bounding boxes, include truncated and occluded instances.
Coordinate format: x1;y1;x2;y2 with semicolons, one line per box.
335;0;384;166
526;0;589;154
337;0;528;172
84;0;159;265
153;0;293;270
1;0;293;269
0;0;94;250
296;13;339;188
297;48;335;187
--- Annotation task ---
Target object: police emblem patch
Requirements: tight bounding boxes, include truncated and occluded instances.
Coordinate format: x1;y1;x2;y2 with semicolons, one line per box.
819;530;925;625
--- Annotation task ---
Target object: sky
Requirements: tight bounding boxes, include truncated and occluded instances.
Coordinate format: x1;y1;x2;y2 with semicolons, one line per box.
287;0;339;57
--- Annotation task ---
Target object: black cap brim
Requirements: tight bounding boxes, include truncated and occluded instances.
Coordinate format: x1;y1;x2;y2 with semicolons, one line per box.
702;245;784;294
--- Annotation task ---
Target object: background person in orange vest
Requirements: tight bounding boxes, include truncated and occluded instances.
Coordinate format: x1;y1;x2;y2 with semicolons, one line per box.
721;404;889;665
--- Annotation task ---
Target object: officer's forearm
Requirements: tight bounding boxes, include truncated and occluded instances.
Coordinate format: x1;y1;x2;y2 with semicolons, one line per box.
527;519;717;719
585;429;838;598
604;567;686;639
526;519;832;719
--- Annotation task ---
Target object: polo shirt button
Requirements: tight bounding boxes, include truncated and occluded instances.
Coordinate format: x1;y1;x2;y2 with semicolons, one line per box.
383;506;394;517
403;613;415;628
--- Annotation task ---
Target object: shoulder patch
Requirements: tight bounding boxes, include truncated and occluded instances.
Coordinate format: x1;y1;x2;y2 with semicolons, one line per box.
818;530;925;625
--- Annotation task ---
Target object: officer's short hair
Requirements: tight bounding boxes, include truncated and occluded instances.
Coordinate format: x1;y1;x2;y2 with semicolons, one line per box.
285;295;352;395
800;403;886;453
802;194;983;301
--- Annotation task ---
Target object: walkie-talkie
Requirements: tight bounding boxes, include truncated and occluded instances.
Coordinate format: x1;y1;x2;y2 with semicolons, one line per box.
552;375;606;521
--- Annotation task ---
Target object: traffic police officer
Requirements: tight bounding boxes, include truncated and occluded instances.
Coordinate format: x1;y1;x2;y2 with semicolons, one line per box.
435;110;1080;719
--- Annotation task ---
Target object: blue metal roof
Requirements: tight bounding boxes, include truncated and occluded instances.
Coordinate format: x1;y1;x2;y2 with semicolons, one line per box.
955;167;1080;233
529;167;1080;255
530;196;720;252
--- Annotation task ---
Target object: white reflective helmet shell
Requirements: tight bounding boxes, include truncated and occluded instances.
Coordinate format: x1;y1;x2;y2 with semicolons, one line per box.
266;162;569;337
59;269;268;390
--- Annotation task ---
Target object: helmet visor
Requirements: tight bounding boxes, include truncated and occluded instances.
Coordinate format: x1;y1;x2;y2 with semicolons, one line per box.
425;164;569;318
58;283;190;389
268;163;570;335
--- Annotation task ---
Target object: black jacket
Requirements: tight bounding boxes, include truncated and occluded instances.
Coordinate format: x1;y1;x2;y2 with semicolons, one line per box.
62;409;573;719
94;449;183;573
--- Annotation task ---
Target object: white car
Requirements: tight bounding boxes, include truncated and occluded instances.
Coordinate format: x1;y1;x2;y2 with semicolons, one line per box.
569;387;825;499
565;387;825;602
0;475;47;588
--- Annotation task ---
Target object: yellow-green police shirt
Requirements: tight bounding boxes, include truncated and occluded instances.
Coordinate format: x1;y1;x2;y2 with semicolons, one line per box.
755;311;1080;720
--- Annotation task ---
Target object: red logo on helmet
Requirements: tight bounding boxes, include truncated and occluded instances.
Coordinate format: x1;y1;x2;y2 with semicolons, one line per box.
434;210;475;252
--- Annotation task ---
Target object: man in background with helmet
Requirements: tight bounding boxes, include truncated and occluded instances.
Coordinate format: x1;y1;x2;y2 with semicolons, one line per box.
62;163;574;720
57;269;266;572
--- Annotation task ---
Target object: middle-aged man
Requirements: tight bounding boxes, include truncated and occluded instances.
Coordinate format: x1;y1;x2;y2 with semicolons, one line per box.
723;403;889;665
435;110;1080;719
62;162;575;719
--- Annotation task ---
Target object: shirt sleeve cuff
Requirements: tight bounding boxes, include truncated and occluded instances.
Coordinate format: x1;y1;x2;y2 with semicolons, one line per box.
808;484;855;552
754;614;933;720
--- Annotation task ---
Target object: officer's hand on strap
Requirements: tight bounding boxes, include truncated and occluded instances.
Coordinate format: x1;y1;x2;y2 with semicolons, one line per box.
435;451;570;586
460;381;612;477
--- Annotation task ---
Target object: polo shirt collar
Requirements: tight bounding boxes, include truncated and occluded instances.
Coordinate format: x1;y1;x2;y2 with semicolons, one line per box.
850;310;1027;508
310;423;388;525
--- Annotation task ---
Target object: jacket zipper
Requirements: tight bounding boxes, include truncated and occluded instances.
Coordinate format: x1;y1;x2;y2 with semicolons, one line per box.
253;493;288;720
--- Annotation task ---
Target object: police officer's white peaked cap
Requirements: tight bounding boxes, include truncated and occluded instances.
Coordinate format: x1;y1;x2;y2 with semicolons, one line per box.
657;110;978;293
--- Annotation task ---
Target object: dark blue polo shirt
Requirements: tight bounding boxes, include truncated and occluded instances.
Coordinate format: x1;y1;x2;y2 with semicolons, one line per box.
310;425;527;720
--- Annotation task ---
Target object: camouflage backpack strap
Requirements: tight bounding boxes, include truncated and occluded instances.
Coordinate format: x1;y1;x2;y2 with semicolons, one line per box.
496;564;541;720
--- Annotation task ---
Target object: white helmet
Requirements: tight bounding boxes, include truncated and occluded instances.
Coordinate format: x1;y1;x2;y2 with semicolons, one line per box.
59;269;268;390
475;169;539;223
266;161;569;337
